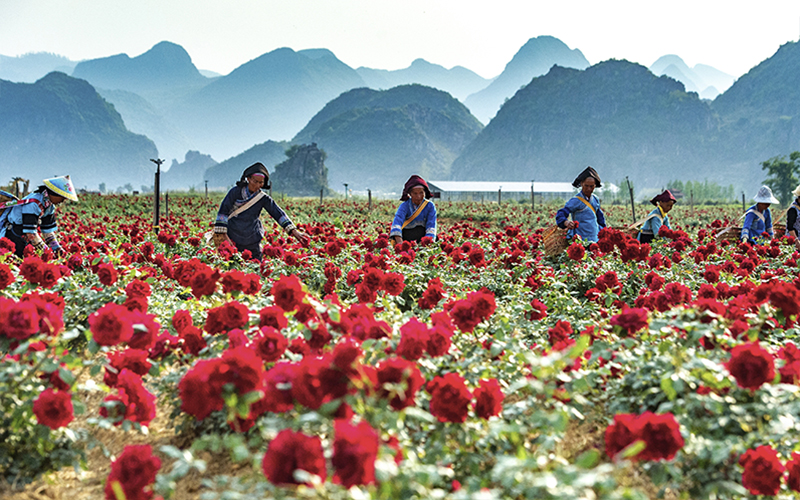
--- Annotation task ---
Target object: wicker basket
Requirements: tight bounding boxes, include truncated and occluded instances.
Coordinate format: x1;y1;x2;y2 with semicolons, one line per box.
610;225;640;239
542;225;568;257
714;226;741;244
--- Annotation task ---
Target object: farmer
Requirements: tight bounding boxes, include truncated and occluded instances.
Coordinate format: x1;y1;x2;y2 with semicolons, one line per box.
390;175;437;246
786;184;800;250
740;185;778;244
637;189;677;243
0;175;78;257
213;162;309;259
555;166;606;243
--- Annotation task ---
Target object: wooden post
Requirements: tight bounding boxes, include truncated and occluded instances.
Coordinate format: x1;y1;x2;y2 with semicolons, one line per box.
165;192;169;221
690;190;694;216
204;180;208;199
531;181;535;212
150;158;163;230
742;192;746;212
626;176;636;223
498;188;501;205
320;188;323;207
368;189;372;211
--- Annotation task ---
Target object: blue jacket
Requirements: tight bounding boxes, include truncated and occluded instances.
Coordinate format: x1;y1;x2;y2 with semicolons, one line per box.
555;193;606;242
215;186;296;247
0;191;57;239
638;206;671;241
740;205;773;243
390;199;437;239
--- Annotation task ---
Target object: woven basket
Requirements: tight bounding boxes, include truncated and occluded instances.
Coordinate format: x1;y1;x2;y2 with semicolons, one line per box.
542;226;568;257
775;226;786;239
611;225;640;239
714;226;741;244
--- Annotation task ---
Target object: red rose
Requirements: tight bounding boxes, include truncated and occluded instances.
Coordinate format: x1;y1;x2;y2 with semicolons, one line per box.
449;301;479;333
332;420;379;487
418;277;444;309
33;388;73;429
190;266;221;298
204;301;250;334
739;445;784;496
262;429;326;486
528;298;548;320
427;372;472;423
127;310;160;350
332;336;363;375
0;298;41;340
636;412;684;461
104;445;160;500
362;267;384;293
375;357;425;410
473;378;504;419
292;355;344;410
0;263;14;290
787;452;800;492
381;272;405;296
262;362;297;413
567;242;585;261
725;342;775;390
115;369;156;425
548;320;573;346
180;326;207;356
171;309;194;335
396;318;430;361
271;274;306;311
19;256;45;284
125;279;151;299
104;349;152;387
609;307;649;336
88;303;134;346
253;326;288;362
605;413;643;459
96;263;118;286
179;359;224;420
258;305;288;331
426;324;453;357
468;246;486;267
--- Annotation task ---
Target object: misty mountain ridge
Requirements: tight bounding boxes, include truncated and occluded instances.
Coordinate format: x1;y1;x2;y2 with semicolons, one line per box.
357;58;491;101
292;84;483;191
0;52;78;83
649;54;734;99
464;36;591;123
0;72;156;188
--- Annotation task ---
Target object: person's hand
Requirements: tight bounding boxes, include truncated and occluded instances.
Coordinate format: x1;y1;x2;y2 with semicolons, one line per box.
290;228;310;246
564;221;577;230
392;235;402;247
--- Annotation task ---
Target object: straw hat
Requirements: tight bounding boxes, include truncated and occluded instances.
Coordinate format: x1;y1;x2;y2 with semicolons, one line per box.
793;184;800;198
43;175;78;201
753;185;779;204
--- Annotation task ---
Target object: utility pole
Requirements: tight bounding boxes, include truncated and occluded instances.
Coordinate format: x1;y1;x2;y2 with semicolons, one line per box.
343;183;349;202
204;180;208;199
498;188;502;205
368;189;372;211
531;179;535;212
150;158;164;229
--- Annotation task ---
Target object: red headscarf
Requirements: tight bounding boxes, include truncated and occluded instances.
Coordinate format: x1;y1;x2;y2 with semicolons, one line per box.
401;175;432;201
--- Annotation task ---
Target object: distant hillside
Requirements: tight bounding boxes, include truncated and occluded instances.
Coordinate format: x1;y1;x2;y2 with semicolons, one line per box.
711;41;800;173
0;52;77;83
72;41;208;98
168;48;366;160
293;84;483;192
649;55;734;99
161;151;217;191
97;88;194;163
356;58;491;101
464;36;590;123
204;141;289;190
452;60;720;188
0;72;157;189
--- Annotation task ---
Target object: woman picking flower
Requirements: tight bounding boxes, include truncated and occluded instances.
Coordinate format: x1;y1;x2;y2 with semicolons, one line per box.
213;162;309;259
638;190;677;243
555;166;606;243
740;185;778;244
390;175;437;247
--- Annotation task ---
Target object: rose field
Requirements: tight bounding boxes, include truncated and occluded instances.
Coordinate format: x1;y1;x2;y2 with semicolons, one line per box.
3;193;800;500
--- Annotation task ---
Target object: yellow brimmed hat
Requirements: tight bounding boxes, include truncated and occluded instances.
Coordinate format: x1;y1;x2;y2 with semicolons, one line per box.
43;175;78;201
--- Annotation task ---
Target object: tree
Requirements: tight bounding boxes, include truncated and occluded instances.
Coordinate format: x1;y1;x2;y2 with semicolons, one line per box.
762;152;800;206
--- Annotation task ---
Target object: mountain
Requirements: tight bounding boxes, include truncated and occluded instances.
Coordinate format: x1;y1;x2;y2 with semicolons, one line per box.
0;72;157;189
292;84;483;192
649;55;734;99
168;47;366;161
356;58;491;101
711;41;800;171
96;88;194;163
464;36;590;123
451;60;720;188
204;140;289;190
161;151;217;191
0;52;78;83
271;143;329;197
71;41;208;99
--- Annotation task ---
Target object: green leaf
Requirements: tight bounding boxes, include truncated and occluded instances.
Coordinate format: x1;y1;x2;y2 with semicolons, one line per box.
575;449;600;469
660;376;677;401
620;439;646;459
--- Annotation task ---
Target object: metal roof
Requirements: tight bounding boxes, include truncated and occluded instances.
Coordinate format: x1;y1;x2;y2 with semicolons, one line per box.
427;180;620;193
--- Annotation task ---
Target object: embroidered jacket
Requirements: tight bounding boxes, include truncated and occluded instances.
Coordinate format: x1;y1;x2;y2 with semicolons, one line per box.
0;191;56;238
787;200;800;236
740;204;773;243
214;186;296;246
555;193;606;242
389;199;437;239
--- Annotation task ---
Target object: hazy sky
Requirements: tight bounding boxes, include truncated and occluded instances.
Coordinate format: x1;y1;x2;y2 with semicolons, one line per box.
2;0;799;79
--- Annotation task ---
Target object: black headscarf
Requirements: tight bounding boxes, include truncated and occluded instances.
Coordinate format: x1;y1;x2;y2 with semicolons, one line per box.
572;166;602;188
236;162;271;189
650;190;677;206
400;175;432;201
